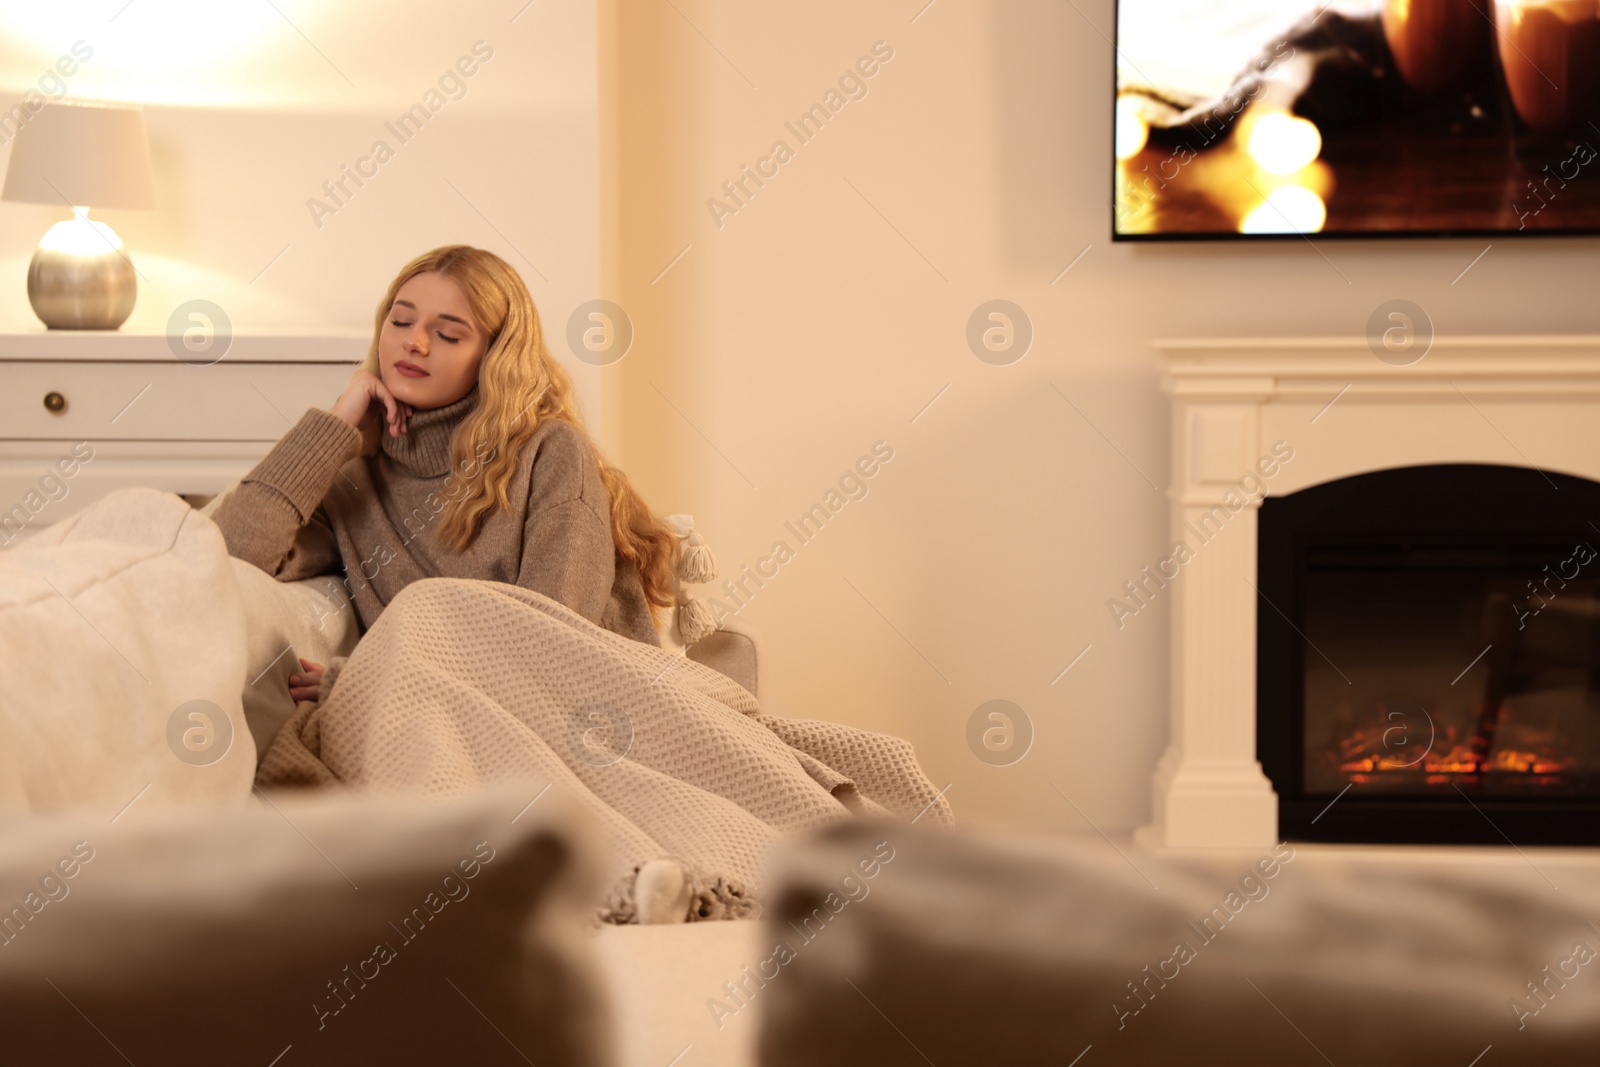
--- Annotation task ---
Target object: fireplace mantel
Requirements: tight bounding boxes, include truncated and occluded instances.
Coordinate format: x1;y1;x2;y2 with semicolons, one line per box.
1139;335;1600;849
1162;335;1600;400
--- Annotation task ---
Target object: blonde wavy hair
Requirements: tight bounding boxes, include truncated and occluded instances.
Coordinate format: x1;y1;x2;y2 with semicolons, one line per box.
356;244;677;628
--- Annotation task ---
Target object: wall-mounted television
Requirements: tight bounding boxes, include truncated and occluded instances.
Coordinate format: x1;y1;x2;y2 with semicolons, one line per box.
1113;0;1600;239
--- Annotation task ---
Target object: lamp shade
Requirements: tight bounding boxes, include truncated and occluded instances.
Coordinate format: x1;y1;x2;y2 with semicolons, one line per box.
1;100;156;210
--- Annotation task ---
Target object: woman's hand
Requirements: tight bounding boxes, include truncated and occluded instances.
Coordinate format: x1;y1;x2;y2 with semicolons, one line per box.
289;656;325;704
331;369;412;438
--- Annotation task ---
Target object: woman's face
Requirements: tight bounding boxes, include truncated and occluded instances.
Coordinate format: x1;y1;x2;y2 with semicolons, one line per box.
378;271;488;410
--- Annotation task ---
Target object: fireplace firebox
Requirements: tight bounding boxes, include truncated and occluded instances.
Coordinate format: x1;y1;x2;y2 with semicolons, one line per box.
1258;464;1600;844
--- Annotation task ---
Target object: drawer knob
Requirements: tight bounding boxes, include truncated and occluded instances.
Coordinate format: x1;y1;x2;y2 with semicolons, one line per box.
43;391;66;414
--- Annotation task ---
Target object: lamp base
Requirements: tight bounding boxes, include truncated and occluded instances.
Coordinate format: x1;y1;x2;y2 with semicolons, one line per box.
26;210;137;330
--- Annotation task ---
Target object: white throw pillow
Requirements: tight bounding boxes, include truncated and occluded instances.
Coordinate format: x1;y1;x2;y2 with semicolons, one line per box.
228;560;362;761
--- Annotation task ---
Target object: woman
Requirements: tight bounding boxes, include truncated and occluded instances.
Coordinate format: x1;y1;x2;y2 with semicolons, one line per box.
213;245;677;706
220;244;951;924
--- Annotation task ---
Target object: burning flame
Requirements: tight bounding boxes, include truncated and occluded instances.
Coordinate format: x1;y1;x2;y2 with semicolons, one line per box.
1331;710;1572;782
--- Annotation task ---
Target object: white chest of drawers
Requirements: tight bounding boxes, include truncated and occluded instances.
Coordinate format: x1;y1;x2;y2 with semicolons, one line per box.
0;330;366;548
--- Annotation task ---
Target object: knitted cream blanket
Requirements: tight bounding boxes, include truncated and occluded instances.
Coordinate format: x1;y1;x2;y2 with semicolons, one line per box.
257;577;952;921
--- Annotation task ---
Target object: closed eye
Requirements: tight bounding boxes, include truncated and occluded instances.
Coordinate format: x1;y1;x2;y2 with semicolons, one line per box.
391;319;460;343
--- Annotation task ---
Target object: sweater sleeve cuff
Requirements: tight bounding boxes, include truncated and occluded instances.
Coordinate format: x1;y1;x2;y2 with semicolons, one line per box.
245;408;362;519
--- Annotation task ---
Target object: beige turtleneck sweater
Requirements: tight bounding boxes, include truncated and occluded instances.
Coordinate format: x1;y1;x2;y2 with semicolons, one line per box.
212;385;661;684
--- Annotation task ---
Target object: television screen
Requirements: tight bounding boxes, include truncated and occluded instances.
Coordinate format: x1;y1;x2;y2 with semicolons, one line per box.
1113;0;1600;239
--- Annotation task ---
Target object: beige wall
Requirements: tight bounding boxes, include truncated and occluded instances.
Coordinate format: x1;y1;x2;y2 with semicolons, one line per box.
605;0;1600;833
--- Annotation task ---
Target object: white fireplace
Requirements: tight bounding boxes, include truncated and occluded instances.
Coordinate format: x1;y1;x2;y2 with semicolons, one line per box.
1138;335;1600;849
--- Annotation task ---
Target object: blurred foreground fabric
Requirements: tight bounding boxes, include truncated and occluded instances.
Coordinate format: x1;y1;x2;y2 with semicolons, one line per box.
0;787;614;1065
759;820;1600;1065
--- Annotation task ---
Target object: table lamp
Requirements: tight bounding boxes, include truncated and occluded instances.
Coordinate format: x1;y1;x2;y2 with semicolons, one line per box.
1;99;157;329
